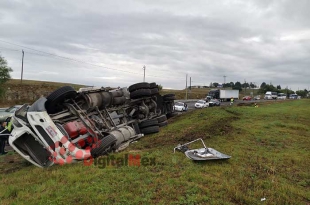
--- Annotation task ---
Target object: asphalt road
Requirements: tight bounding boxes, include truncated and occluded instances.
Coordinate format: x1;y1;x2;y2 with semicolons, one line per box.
178;99;266;111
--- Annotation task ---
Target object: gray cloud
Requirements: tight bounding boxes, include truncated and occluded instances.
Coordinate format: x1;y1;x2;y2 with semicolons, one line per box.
0;0;309;91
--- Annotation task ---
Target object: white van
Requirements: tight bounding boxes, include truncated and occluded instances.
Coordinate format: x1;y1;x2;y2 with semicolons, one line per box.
264;91;277;100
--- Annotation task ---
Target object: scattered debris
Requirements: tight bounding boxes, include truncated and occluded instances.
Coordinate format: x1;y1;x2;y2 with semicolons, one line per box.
174;138;231;161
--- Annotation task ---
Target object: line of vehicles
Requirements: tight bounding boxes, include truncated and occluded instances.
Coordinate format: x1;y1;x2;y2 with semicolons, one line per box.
263;91;301;100
173;88;303;112
241;92;301;101
173;98;222;112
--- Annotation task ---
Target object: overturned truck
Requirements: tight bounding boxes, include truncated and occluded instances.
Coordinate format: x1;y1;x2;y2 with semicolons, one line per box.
9;82;175;168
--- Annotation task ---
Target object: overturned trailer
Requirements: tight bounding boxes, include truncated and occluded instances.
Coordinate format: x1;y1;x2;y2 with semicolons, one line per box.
9;82;175;168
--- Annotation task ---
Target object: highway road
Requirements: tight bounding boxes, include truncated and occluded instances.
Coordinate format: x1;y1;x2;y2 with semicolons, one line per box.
175;99;266;111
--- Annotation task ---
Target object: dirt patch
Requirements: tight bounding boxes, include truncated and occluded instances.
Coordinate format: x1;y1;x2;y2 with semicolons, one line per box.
237;102;257;106
0;153;31;174
203;116;239;137
223;107;242;116
147;114;240;150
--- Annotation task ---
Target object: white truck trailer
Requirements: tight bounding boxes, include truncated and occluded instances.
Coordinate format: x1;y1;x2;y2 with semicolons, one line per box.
220;90;239;101
207;89;239;101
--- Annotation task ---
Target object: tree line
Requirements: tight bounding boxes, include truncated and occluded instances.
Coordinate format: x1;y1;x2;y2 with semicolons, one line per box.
209;82;257;91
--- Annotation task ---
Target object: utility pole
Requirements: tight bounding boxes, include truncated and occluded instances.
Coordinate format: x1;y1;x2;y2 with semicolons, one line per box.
142;65;146;82
21;50;24;84
244;79;246;95
223;75;226;89
189;77;192;99
185;74;188;100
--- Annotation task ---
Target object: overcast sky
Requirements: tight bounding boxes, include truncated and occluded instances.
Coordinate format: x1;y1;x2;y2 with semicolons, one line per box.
0;0;309;91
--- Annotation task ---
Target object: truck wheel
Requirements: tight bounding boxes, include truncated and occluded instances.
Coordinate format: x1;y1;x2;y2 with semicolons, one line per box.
139;119;159;129
128;82;150;92
150;88;159;95
163;94;175;98
141;126;160;135
164;96;176;101
46;86;77;114
156;115;167;123
166;112;178;119
150;82;157;88
130;89;151;99
90;135;117;158
158;121;168;127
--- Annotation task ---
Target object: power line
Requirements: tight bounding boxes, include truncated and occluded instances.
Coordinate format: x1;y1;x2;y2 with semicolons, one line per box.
0;39;185;79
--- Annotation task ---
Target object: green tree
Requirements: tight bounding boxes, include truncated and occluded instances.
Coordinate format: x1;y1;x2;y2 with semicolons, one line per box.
213;82;219;87
277;85;281;90
296;89;308;98
0;55;13;97
249;82;255;88
157;84;163;91
233;81;242;91
260;82;266;88
258;84;277;94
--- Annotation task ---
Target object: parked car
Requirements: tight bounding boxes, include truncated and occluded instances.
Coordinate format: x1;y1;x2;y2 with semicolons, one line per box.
0;105;23;122
208;99;221;107
254;95;261;100
9;82;175;168
173;102;188;112
289;94;298;99
242;96;252;101
195;100;208;108
277;93;287;100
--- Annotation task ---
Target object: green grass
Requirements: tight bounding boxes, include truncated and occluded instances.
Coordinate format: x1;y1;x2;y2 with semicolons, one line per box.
1;100;310;204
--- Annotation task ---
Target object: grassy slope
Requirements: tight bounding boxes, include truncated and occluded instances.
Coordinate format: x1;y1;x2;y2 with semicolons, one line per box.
0;100;309;204
6;79;86;88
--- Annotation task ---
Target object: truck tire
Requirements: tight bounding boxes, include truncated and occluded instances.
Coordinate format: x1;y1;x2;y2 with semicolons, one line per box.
158;121;168;127
141;126;160;135
166;112;178;119
130;89;151;99
150;82;157;88
163;94;175;98
139;119;159;129
128;82;150;92
150;88;159;95
46;86;77;114
164;96;176;101
156;115;167;123
90;135;117;158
